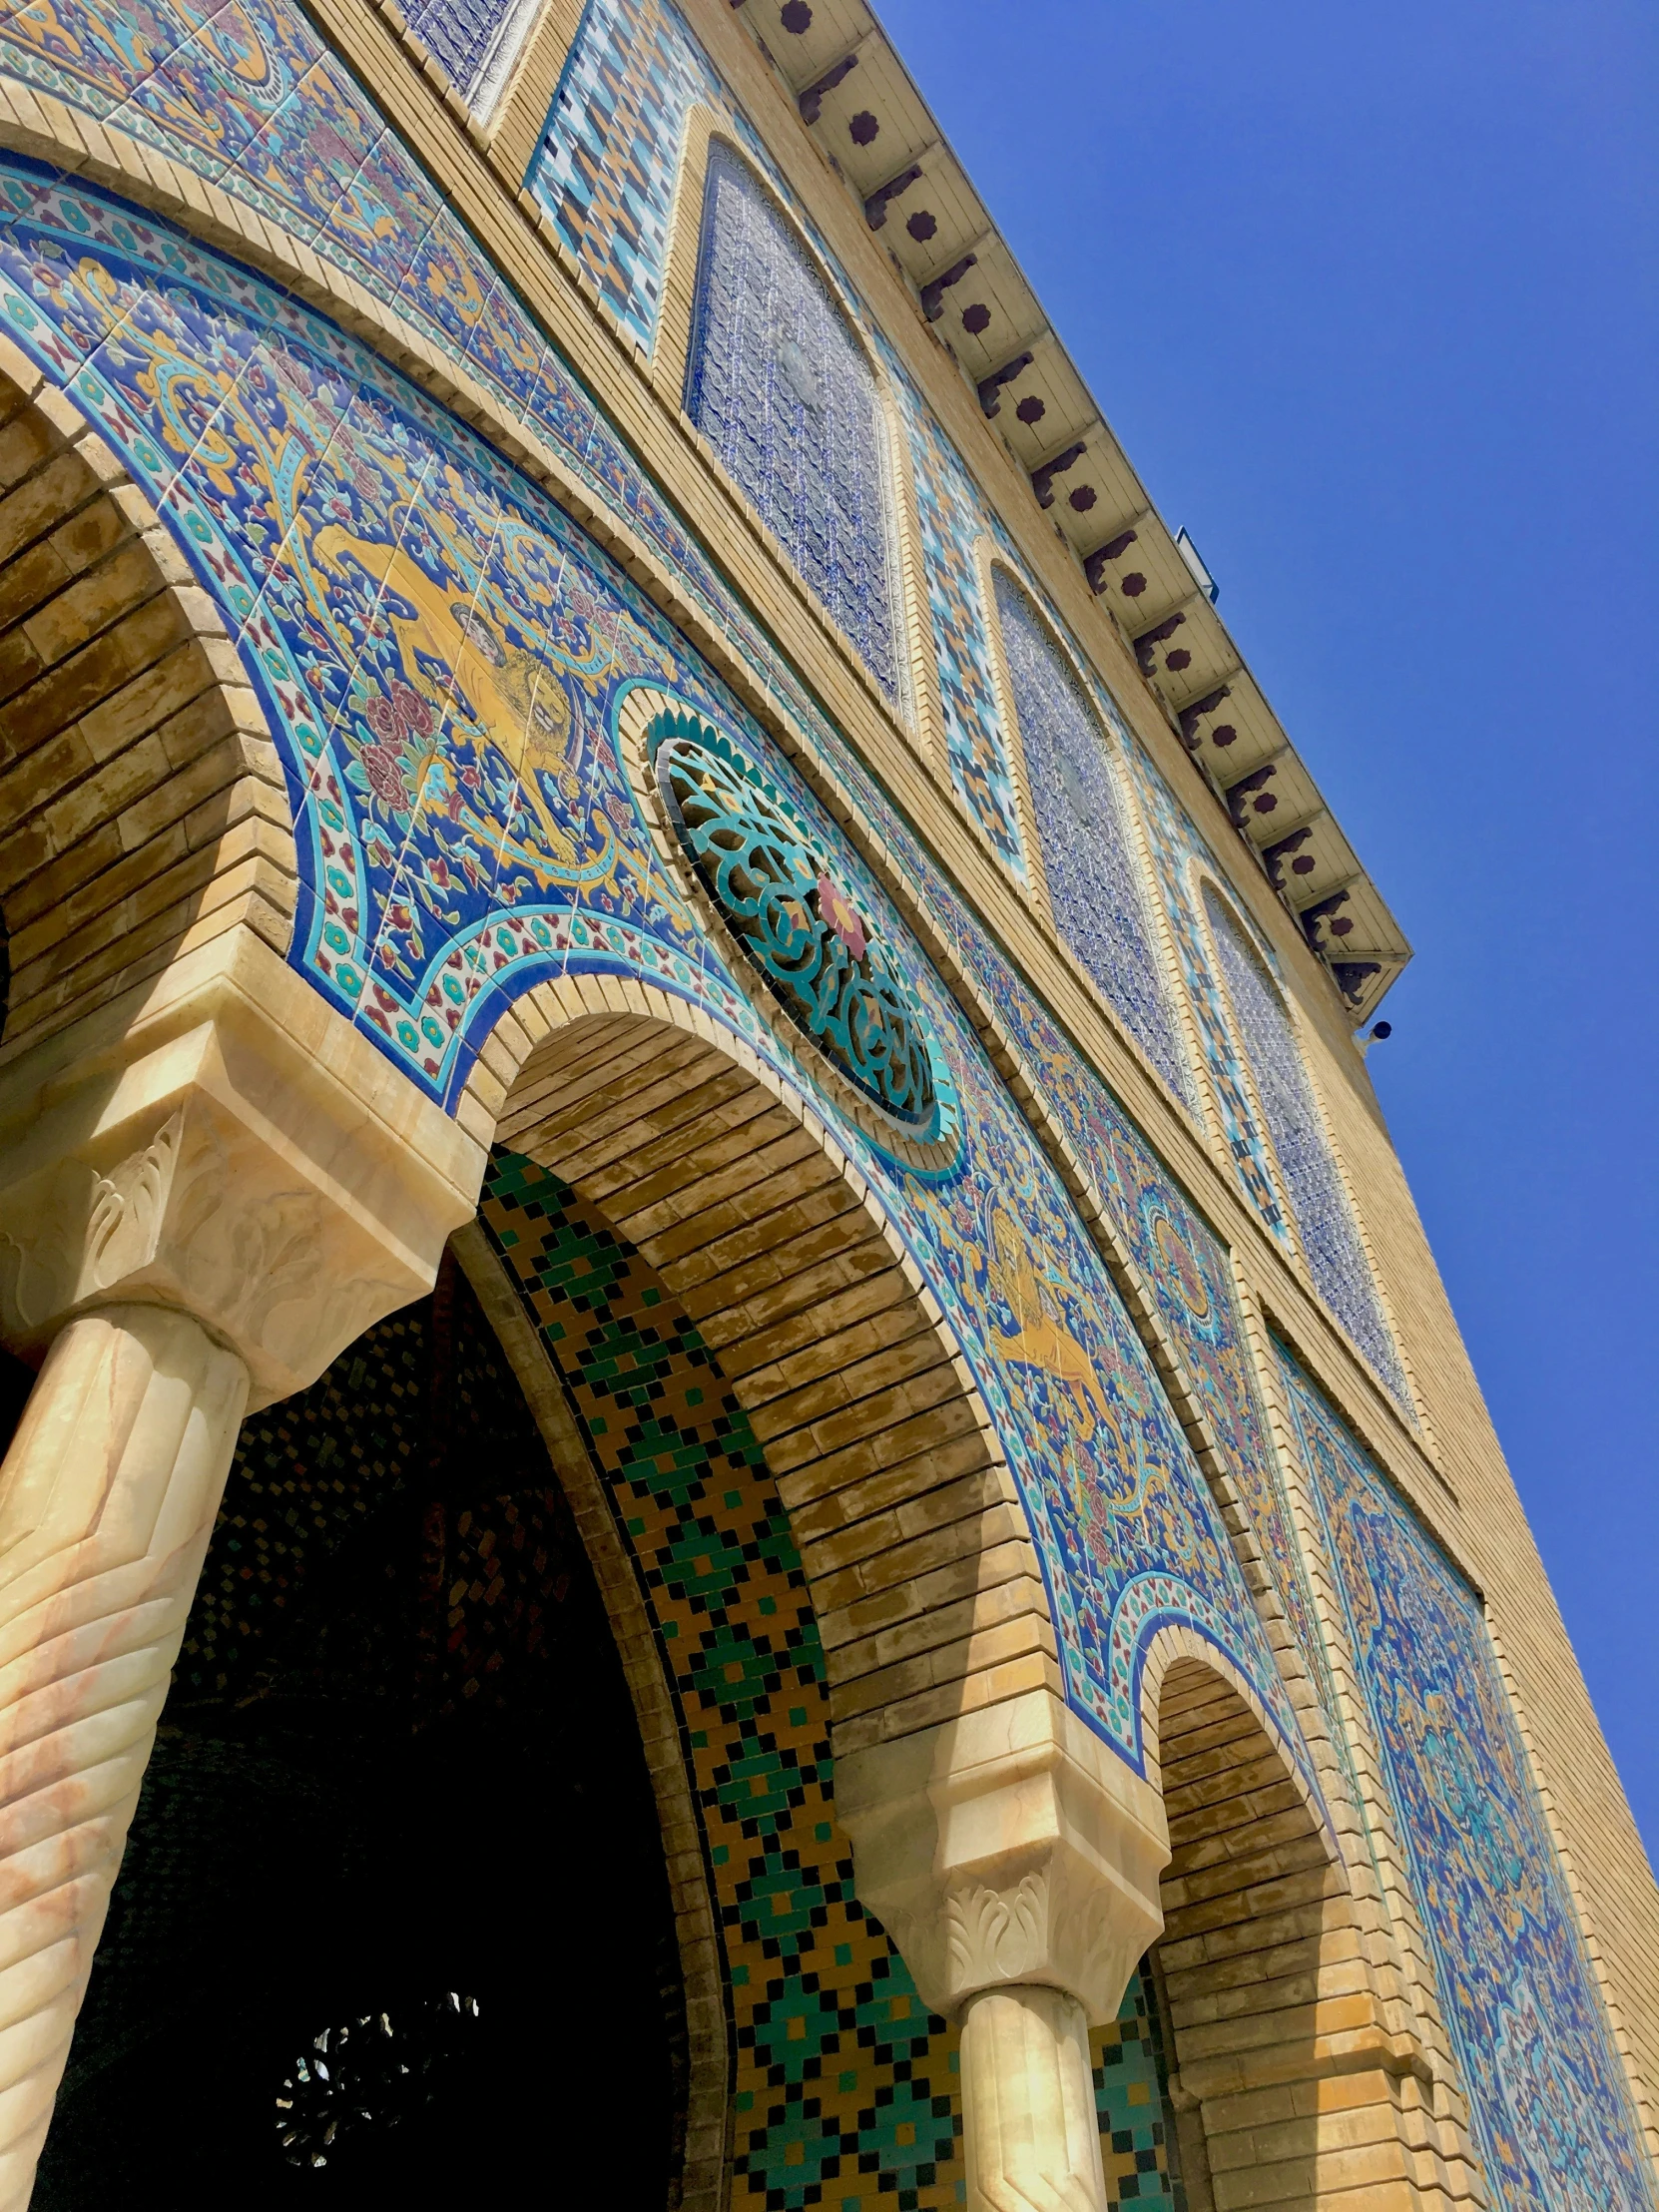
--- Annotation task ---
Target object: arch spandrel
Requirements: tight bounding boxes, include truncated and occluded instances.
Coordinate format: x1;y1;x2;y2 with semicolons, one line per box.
0;150;1318;1824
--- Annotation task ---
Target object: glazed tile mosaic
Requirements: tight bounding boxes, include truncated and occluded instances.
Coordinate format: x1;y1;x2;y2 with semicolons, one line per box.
529;0;1034;870
1092;1978;1181;2209
529;0;741;350
1206;891;1407;1405
401;0;527;101
0;0;830;744
720;656;1338;1743
0;160;1317;1796
0;0;1036;882
0;2;1645;2204
1277;1348;1655;2212
991;567;1193;1108
1124;748;1287;1236
686;142;901;702
481;1154;1183;2210
897;381;1027;872
482;1153;960;2211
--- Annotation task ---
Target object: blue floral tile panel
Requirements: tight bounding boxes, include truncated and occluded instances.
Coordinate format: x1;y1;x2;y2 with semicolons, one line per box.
991;565;1194;1109
1206;888;1408;1409
1277;1347;1656;2212
685;142;901;704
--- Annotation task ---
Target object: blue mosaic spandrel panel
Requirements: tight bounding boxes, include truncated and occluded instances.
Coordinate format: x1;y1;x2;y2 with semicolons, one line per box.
896;382;1026;873
1203;890;1408;1406
528;0;735;348
686;143;900;704
992;568;1194;1110
1278;1351;1657;2212
402;0;526;99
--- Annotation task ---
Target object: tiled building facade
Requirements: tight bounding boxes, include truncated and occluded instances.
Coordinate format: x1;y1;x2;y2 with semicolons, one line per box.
0;1;1645;2208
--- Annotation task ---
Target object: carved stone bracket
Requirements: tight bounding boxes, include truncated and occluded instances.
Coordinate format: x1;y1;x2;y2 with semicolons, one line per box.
0;932;485;1406
836;1686;1170;2026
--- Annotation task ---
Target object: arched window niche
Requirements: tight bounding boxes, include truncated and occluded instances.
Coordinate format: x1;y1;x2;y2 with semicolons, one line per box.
1201;882;1411;1409
989;564;1196;1110
684;139;904;705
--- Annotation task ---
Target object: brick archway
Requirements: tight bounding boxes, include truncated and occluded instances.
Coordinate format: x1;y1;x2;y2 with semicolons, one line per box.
0;346;293;1068
1145;1653;1470;2212
471;977;1056;1759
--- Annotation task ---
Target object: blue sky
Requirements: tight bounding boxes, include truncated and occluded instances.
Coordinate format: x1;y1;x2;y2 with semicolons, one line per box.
873;0;1657;1851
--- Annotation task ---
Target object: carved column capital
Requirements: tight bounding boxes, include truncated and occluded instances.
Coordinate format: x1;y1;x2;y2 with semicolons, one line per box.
836;1687;1169;2025
0;934;485;1406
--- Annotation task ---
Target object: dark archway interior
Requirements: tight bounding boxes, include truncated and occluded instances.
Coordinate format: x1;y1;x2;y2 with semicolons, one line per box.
35;1257;685;2210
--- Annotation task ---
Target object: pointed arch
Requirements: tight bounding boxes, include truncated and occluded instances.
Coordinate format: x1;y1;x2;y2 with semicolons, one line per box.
470;974;1058;1753
0;350;295;1070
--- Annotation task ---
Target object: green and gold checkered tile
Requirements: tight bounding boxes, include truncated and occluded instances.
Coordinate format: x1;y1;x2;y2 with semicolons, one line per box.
484;1152;1180;2210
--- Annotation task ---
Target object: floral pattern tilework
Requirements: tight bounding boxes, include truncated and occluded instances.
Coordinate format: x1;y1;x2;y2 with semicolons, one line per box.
991;568;1192;1107
480;1156;1185;2210
0;0;1049;879
523;0;1034;873
1206;891;1408;1409
528;0;745;348
898;883;1332;1729
0;0;834;733
0;163;1317;1790
1277;1348;1655;2212
1123;749;1287;1238
896;381;1026;871
791;695;1334;1728
402;0;527;101
686;143;900;702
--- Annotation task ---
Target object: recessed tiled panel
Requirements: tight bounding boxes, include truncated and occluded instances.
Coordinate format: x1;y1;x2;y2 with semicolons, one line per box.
402;0;531;103
1205;890;1408;1407
895;380;1028;870
529;0;738;347
1278;1349;1653;2212
991;567;1194;1108
1121;748;1289;1238
686;142;901;702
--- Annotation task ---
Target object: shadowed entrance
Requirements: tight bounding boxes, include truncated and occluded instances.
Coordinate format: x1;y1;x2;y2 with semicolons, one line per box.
32;1259;682;2211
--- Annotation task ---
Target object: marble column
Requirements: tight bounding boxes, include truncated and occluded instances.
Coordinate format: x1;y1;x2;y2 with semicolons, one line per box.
836;1687;1171;2212
0;933;485;2207
0;1306;247;2203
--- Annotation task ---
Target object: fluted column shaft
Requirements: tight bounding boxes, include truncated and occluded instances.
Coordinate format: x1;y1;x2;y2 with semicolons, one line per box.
0;1305;248;2206
959;1983;1109;2212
